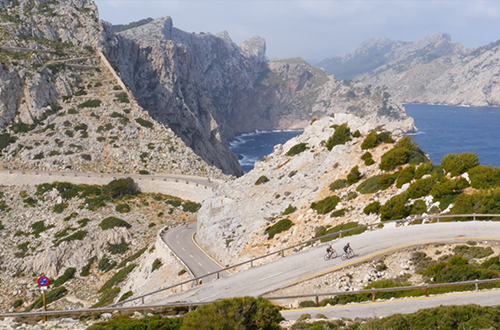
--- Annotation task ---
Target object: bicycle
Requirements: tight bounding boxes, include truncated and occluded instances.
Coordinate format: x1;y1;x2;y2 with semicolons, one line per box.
324;245;337;261
341;246;355;260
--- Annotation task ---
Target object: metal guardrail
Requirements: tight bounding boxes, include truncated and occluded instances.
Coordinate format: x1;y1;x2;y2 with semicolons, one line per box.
265;278;500;306
112;213;500;307
2;278;500;320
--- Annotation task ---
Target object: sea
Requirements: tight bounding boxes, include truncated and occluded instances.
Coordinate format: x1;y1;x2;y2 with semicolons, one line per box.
230;104;500;173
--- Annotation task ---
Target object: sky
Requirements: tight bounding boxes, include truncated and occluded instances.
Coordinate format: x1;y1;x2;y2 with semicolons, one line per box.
93;0;500;63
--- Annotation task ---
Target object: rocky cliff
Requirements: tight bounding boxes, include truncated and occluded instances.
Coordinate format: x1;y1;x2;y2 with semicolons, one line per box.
196;114;416;267
104;17;414;176
317;33;500;107
0;0;226;179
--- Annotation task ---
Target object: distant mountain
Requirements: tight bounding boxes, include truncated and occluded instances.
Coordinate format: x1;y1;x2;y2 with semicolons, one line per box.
317;33;500;107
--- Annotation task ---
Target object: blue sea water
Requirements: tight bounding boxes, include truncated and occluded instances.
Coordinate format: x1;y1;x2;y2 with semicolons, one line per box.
230;130;303;173
230;104;500;173
405;104;500;168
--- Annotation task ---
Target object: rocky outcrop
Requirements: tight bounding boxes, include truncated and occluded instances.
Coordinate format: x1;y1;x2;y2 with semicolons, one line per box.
196;114;415;267
0;0;227;179
0;182;196;311
103;17;413;176
317;33;500;107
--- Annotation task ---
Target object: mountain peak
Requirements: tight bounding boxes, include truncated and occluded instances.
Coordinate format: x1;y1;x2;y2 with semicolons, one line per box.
240;36;266;60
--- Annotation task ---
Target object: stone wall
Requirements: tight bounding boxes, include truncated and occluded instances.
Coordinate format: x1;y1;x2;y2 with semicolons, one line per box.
0;170;218;203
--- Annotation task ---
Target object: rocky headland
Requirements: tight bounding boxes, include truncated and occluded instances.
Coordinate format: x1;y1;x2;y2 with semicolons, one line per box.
317;33;500;107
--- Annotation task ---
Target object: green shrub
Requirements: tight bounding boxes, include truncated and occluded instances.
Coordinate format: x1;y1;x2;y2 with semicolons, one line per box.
352;130;361;138
98;255;117;272
80;256;97;277
23;197;37;207
380;194;410;221
11;299;23;309
357;174;394;194
441;152;479;177
115;203;131;213
26;287;67;311
152;258;162;272
98;264;137;293
255;175;270;185
53;202;68;213
283;204;297;215
415;161;433;179
115;92;129;103
181;297;283;330
178;269;187;276
379;147;411;171
363;201;381;215
265;219;294;239
298;300;316;308
469;165;500;189
410;199;427;215
108;240;129;255
407;177;436;199
361;151;375;165
0;133;16;151
361;131;393;150
326;123;351;151
431;177;469;200
453;245;494;259
53;268;76;287
311;195;340;214
100;217;132;230
376;172;397;190
31;221;55;237
286;143;308;156
135;118;154;129
138;170;150;175
329;179;347;191
331;208;346;217
346;165;361;185
117;247;147;268
396;165;415;188
314;221;366;242
118;291;133;302
87;315;182;330
77;99;102;108
54;230;87;246
182;201;201;213
92;287;121;308
166;199;181;207
103;177;139;199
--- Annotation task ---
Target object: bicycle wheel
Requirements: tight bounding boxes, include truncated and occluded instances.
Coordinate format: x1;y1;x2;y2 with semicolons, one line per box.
348;248;355;258
324;253;331;261
341;253;347;261
331;250;337;258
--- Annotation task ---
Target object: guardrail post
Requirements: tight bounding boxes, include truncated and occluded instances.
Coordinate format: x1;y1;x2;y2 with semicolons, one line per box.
475;279;479;291
371;289;376;302
339;230;342;238
251;260;253;267
216;272;219;280
473;214;476;221
425;285;429;297
142;296;144;304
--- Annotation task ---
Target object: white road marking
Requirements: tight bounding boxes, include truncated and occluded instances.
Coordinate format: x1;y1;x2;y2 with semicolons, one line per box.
198;262;203;267
260;271;285;281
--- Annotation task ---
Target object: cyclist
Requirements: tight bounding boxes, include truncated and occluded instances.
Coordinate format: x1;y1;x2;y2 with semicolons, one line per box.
326;244;334;255
343;243;351;258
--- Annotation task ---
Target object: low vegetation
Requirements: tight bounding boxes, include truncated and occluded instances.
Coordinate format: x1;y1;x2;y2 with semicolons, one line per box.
265;219;294;239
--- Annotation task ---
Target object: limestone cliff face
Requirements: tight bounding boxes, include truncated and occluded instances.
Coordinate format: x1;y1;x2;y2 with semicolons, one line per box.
196;114;415;268
104;17;413;176
318;33;500;107
0;0;226;179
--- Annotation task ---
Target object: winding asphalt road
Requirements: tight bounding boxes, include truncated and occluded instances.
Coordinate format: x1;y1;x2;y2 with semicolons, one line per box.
156;221;500;319
162;224;231;281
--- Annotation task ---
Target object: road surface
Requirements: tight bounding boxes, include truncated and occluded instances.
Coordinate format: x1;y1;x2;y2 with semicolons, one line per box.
153;221;500;310
162;224;230;281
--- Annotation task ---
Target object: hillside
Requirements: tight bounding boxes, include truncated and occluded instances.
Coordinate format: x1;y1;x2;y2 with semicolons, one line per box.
0;0;226;179
197;113;500;271
0;178;196;313
317;33;500;107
